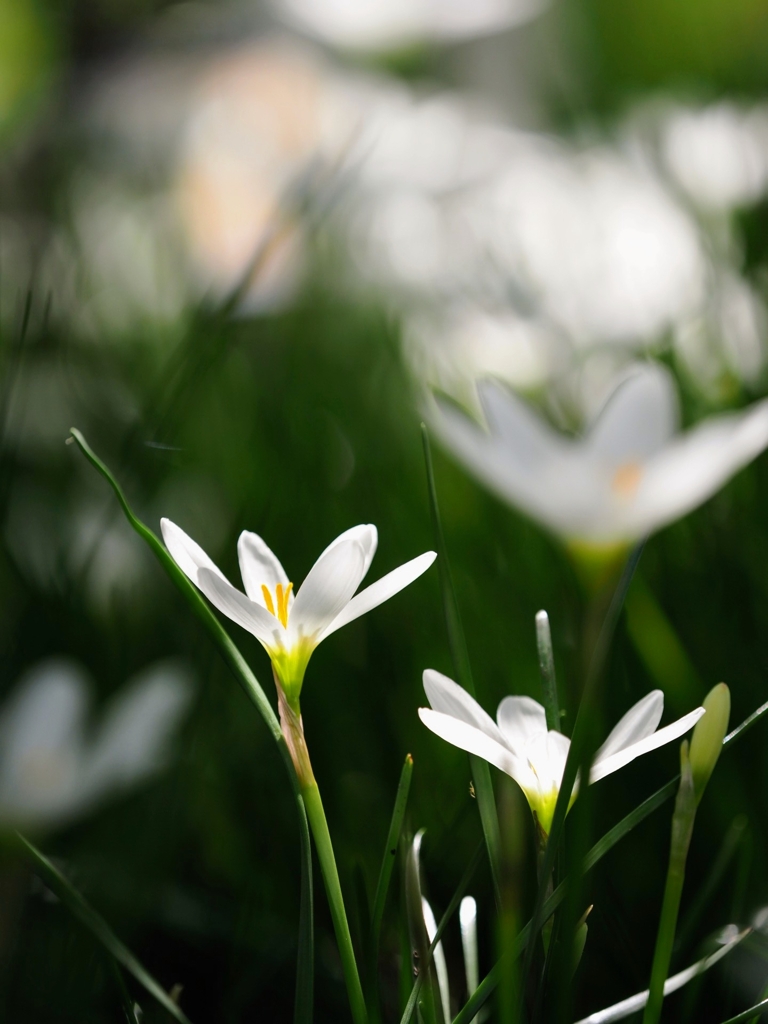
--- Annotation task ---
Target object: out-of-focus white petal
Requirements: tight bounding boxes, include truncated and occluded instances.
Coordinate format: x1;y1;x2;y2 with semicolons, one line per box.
290;536;367;637
0;659;89;822
237;531;291;606
422;898;451;1024
586;364;679;462
423;669;507;746
419;707;526;784
459;896;479;1001
478;379;568;466
160;518;227;586
590;707;705;783
320;551;436;639
197;567;281;644
81;660;192;798
629;399;768;537
496;695;548;751
595;690;664;762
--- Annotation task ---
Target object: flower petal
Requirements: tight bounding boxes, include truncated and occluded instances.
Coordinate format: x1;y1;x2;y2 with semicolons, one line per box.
290;535;367;639
595;690;664;762
161;519;227;586
319;551;436;640
422;669;507;746
477;380;569;466
197;567;282;645
317;524;378;581
496;695;548;752
587;364;679;462
626;398;768;537
237;531;292;606
590;707;705;783
418;708;531;789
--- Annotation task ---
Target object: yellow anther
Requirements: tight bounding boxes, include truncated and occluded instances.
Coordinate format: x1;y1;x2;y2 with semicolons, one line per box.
276;582;293;628
261;585;276;616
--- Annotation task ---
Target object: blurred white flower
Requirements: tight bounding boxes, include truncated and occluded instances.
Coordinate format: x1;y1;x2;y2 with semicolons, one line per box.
161;519;435;703
272;0;546;52
175;39;357;310
431;362;768;546
0;659;192;830
419;669;704;835
660;103;768;211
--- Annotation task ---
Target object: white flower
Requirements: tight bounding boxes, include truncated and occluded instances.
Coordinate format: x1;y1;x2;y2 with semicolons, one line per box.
418;669;705;835
0;658;191;830
161;520;436;703
431;362;768;548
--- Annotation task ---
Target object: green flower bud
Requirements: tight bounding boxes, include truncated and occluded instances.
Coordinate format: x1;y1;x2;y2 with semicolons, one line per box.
689;683;730;803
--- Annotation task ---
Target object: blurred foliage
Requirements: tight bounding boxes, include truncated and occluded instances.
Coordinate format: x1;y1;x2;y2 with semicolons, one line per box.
2;1;768;1022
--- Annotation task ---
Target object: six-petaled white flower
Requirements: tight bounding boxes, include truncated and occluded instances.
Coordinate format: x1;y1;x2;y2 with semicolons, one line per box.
431;363;768;550
161;519;436;704
418;669;705;835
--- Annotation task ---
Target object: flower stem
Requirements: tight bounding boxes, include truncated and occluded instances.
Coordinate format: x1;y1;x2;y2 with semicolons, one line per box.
642;742;697;1024
302;780;369;1024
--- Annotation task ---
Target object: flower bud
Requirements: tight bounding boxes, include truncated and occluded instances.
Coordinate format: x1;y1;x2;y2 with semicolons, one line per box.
689;683;730;803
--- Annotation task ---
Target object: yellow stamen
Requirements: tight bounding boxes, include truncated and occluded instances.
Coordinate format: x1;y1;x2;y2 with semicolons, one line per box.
276;582;293;628
612;461;643;498
261;585;275;616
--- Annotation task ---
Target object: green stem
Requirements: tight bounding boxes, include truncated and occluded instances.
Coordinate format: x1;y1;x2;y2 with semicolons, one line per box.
643;744;697;1024
302;782;368;1024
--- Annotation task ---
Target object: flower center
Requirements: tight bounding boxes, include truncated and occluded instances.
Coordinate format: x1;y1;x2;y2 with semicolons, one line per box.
261;582;293;627
611;461;643;498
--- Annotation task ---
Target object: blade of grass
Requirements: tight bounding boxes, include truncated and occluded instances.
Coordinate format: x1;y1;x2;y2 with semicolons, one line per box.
717;998;768;1024
536;610;561;732
573;927;750;1024
15;832;191;1024
69;428;315;1024
372;754;414;953
520;540;646;1011
452;690;768;1023
421;425;501;907
111;959;141;1024
400;842;484;1024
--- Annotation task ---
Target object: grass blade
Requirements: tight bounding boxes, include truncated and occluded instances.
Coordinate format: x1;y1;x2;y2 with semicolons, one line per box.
16;832;192;1024
536;610;561;732
69;428;315;1024
717;996;768;1024
400;842;484;1024
372;754;414;950
421;425;502;906
574;927;750;1024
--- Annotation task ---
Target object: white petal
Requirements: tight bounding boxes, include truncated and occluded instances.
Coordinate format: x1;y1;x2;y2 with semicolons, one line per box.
496;695;548;752
290;536;367;639
590;707;705;783
319;551;436;640
587;365;679;461
544;730;571;790
160;519;227;586
317;524;378;581
0;659;89;821
237;531;291;606
626;398;768;538
418;708;530;788
81;660;192;796
422;898;451;1024
477;380;569;466
197;568;282;645
595;691;664;762
422;669;508;746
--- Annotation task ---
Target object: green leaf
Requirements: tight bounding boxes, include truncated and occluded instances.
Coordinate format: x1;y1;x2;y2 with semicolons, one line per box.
16;832;192;1024
69;428;315;1024
421;425;502;907
716;995;768;1024
371;754;414;964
